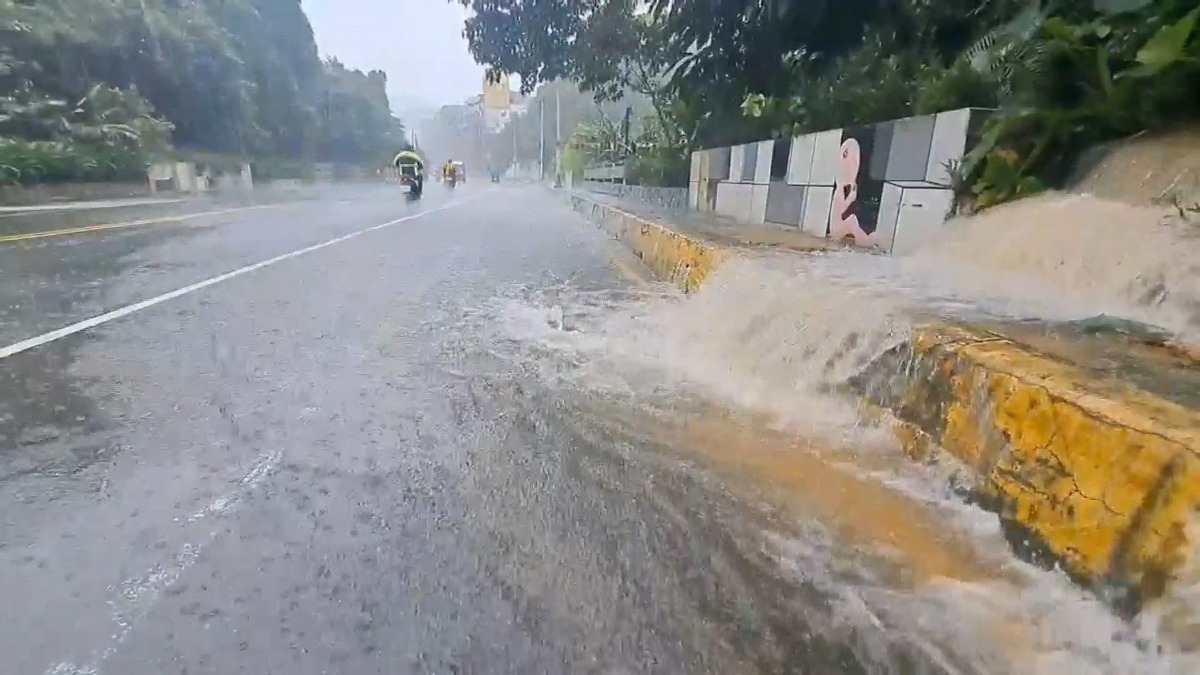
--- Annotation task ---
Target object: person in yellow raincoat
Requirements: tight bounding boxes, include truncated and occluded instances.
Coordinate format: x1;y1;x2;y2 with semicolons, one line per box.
393;148;425;196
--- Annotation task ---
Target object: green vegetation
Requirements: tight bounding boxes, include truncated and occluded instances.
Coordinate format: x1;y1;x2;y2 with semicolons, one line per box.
955;1;1200;209
0;0;405;185
453;0;1200;203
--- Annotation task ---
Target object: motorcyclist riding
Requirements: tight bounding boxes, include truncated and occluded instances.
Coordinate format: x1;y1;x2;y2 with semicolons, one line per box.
442;160;455;183
393;147;425;196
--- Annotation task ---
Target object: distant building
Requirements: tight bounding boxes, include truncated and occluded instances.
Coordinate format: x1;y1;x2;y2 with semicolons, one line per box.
481;73;526;132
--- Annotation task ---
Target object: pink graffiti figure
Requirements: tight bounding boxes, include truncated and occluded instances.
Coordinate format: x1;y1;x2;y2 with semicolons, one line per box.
829;138;876;247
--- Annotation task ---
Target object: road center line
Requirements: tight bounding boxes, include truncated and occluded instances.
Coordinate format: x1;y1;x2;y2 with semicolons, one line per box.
0;198;472;360
0;198;186;217
0;203;290;243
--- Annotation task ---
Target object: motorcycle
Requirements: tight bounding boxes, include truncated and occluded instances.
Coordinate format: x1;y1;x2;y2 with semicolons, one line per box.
398;174;422;202
445;172;457;189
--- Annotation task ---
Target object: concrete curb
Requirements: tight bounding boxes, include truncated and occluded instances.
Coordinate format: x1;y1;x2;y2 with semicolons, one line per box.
572;195;730;292
569;193;1200;613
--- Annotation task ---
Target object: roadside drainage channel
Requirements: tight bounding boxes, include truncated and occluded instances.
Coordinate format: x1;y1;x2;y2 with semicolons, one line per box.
567;192;1200;617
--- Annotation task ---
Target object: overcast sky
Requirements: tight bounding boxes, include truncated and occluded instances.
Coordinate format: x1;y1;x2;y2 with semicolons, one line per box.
302;0;486;113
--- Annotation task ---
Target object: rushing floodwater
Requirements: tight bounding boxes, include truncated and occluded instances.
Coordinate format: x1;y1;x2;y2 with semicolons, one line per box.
450;191;1200;673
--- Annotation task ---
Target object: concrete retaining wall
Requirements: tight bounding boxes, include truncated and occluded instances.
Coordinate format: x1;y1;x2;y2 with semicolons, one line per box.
568;192;1200;614
689;107;990;253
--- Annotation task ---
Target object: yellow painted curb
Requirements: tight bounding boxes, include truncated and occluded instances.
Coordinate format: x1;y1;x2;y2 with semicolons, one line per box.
856;324;1200;611
571;195;729;292
570;194;1200;612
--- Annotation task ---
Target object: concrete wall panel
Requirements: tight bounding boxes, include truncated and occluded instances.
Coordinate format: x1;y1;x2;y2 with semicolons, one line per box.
788;134;816;185
754;140;774;185
749;183;769;224
715;180;750;220
810;129;843;185
740;143;759;183
801;186;834;236
709;147;731;181
765;182;806;227
885;115;936;181
892;187;955;254
729;145;745;183
925;108;972;186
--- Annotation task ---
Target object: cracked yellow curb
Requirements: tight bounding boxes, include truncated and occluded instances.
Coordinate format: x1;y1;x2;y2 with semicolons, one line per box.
859;323;1200;612
569;193;1200;612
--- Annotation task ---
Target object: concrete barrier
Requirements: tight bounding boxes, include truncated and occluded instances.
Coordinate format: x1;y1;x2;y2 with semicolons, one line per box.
572;195;728;292
568;192;1200;614
688;107;992;253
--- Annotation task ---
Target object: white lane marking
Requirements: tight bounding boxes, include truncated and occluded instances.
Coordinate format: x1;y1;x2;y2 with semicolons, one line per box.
0;198;472;360
45;451;282;675
179;446;279;525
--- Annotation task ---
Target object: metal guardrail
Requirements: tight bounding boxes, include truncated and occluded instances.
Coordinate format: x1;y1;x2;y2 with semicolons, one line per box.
583;162;625;181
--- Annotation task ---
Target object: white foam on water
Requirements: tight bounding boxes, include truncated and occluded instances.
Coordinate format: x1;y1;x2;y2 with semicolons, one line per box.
763;515;1200;675
901;192;1200;342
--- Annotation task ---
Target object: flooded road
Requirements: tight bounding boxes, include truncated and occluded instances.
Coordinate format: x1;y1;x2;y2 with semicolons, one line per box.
0;185;1186;674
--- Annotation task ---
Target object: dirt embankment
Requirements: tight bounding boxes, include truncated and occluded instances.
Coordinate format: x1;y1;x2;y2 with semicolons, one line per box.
1070;128;1200;208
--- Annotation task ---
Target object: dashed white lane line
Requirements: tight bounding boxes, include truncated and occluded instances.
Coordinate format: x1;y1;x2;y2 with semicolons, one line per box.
45;450;282;675
0;198;473;360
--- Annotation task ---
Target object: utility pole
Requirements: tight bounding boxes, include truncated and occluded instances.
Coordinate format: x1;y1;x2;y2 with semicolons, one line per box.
622;106;632;158
538;98;545;182
553;90;563;188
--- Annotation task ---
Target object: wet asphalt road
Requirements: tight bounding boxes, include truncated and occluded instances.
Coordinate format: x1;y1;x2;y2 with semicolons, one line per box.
0;184;955;675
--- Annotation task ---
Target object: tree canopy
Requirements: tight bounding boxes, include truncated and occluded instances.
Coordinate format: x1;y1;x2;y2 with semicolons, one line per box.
455;0;1200;204
451;0;1032;147
1;0;405;184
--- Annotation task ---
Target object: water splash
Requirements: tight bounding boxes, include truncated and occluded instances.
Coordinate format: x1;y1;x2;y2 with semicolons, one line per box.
464;190;1200;670
902;191;1200;342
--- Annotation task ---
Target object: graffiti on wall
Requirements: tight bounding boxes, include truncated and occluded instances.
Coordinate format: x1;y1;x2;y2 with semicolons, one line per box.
829;126;884;246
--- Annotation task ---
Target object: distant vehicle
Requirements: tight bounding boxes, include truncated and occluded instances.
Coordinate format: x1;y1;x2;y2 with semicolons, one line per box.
393;150;425;202
452;161;466;183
